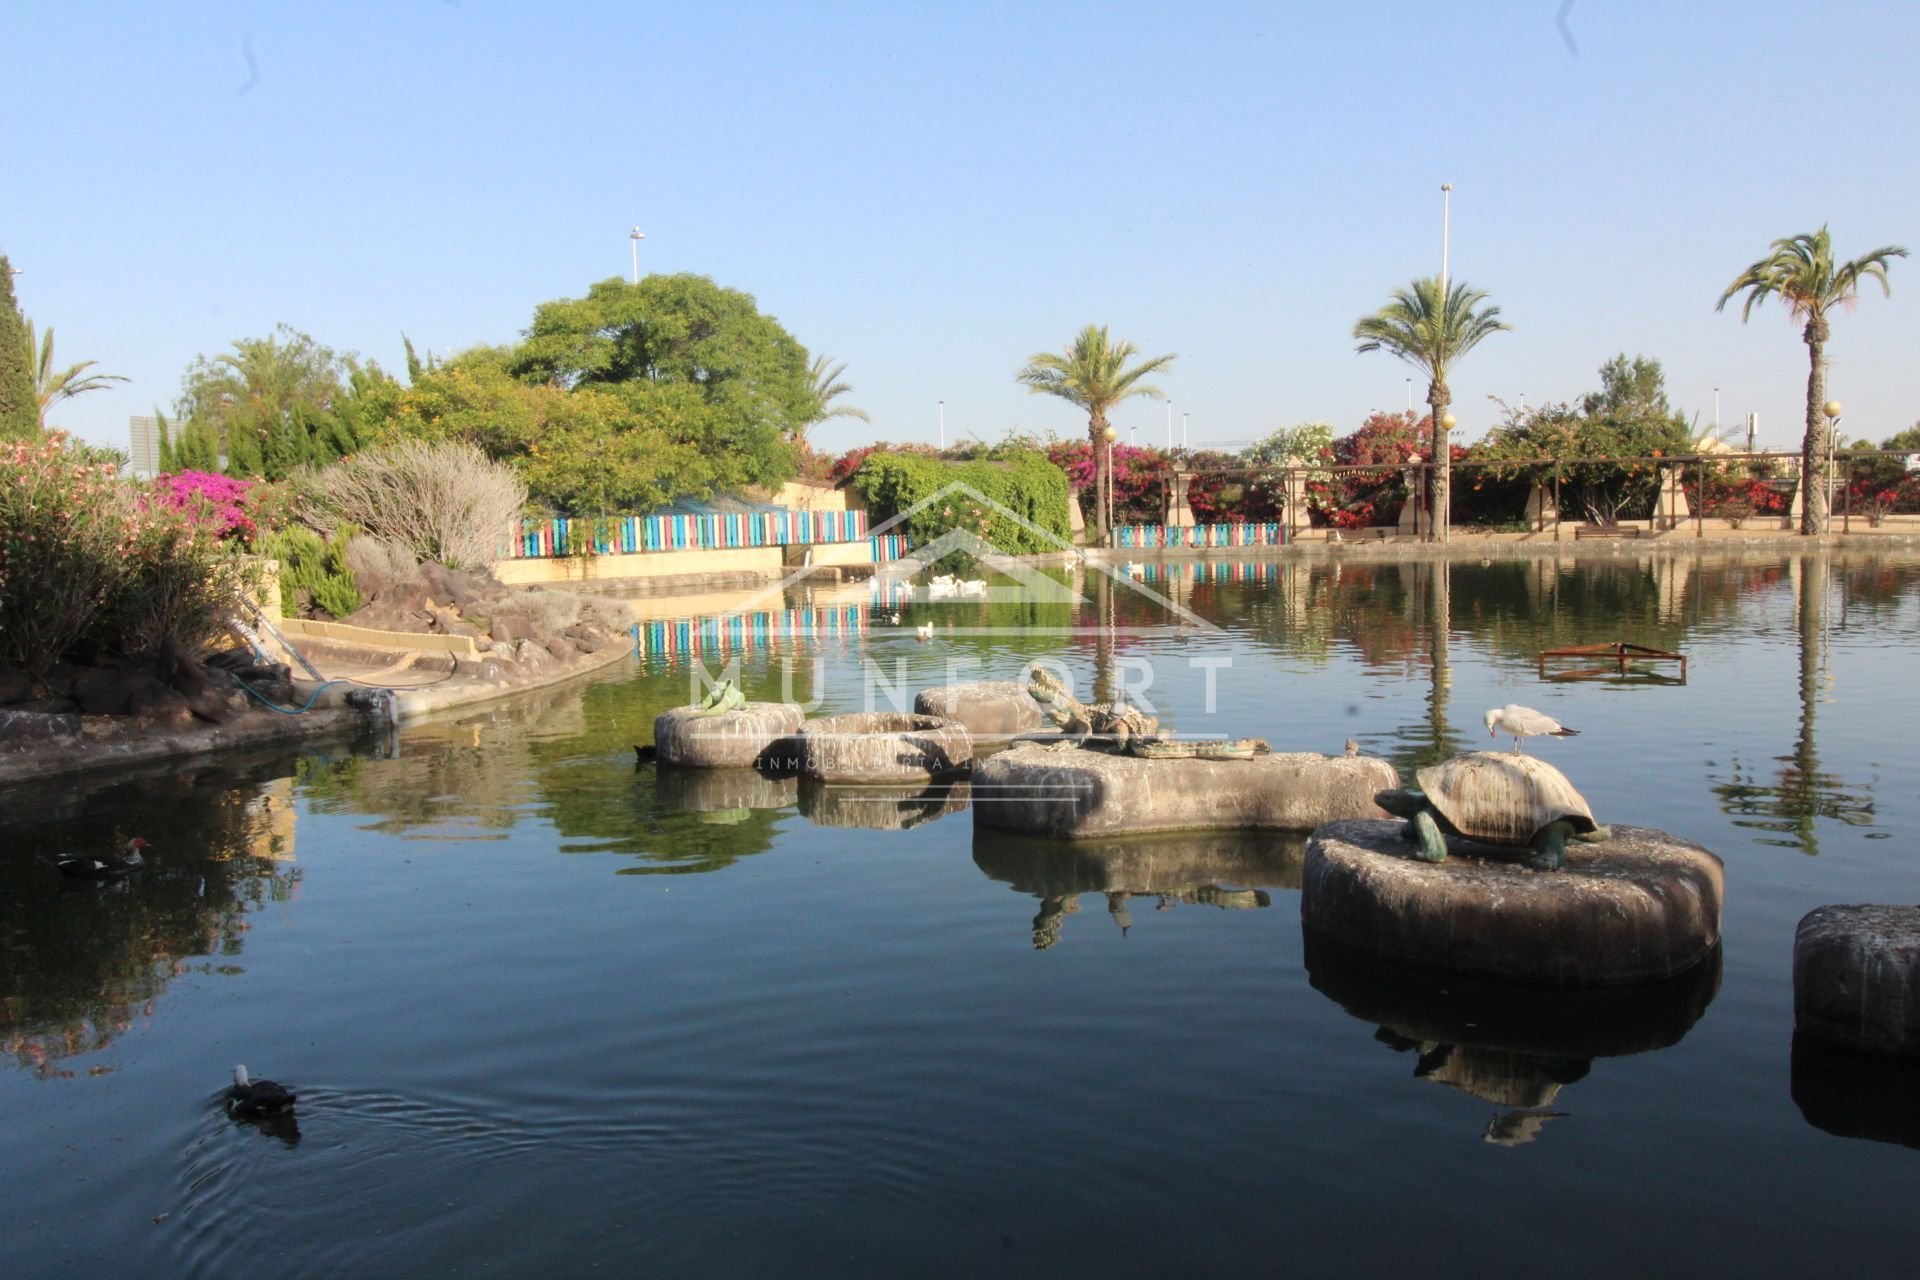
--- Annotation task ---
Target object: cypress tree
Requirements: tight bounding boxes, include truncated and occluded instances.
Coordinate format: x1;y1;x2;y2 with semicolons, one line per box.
0;254;39;439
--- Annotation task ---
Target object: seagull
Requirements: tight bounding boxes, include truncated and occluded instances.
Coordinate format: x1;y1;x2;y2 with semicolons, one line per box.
1484;704;1579;754
227;1065;296;1119
915;622;935;642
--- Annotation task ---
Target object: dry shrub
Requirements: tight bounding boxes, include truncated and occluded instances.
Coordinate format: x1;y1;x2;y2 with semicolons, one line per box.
297;441;525;571
489;590;582;637
578;595;635;631
344;535;420;589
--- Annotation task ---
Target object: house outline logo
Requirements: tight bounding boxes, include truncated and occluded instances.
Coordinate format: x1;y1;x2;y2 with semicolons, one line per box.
727;481;1226;635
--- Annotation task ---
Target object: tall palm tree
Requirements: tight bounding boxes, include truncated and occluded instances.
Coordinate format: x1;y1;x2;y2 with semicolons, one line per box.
26;320;127;428
1017;324;1175;543
798;354;869;441
1354;278;1509;542
1717;227;1906;535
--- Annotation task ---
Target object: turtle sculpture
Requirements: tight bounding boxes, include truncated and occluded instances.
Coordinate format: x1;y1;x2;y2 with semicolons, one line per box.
1025;669;1269;759
692;680;748;716
1028;668;1158;752
1373;751;1611;871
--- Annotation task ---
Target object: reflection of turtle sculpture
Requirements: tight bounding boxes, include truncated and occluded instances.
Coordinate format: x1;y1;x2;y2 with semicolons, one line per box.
1027;668;1158;752
693;680;747;715
1373;752;1610;871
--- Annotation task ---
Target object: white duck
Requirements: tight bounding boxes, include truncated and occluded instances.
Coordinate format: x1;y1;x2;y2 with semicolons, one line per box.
915;621;936;642
1484;704;1579;754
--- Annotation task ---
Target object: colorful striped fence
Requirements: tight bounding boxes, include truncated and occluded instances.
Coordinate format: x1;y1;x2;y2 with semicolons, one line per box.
1112;523;1287;550
639;605;868;660
869;533;912;563
506;509;871;559
1128;560;1281;586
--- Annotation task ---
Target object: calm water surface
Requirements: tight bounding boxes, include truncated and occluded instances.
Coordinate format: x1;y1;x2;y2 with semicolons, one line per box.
4;549;1918;1277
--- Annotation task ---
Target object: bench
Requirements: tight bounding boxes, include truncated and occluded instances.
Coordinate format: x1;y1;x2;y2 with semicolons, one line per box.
1574;524;1642;540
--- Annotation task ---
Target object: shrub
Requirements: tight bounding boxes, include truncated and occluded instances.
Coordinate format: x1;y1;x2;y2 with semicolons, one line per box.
1;434;254;672
258;525;362;619
343;534;419;591
151;470;259;542
296;439;526;571
0;434;135;674
487;590;582;636
850;450;1071;553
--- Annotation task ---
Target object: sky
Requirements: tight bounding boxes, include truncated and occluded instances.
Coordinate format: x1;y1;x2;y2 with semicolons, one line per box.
6;1;1917;459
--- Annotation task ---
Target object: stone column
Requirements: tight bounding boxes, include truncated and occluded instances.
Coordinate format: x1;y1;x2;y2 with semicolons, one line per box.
1525;481;1557;533
1166;469;1195;529
1654;468;1691;531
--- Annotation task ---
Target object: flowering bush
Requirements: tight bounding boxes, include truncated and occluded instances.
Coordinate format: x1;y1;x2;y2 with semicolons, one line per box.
151;470;259;542
1;433;250;676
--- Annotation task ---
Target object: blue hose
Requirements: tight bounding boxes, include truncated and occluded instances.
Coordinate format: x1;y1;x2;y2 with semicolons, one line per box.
233;676;352;715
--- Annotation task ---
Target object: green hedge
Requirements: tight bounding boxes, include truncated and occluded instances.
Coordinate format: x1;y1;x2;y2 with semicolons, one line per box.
851;450;1071;554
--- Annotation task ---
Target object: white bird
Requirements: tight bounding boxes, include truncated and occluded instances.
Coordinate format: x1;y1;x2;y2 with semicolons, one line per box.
1484;704;1579;754
886;610;901;625
915;622;935;642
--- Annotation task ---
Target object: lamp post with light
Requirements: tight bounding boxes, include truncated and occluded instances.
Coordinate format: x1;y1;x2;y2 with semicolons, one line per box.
629;227;645;284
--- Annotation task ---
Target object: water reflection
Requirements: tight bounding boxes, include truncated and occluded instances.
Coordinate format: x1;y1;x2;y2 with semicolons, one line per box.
1304;930;1721;1145
0;748;334;1076
1791;1034;1920;1151
797;778;970;830
654;765;798;824
973;830;1306;949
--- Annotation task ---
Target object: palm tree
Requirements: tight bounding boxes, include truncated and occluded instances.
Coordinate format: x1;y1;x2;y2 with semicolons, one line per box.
1017;324;1175;543
25;320;127;429
1353;278;1509;542
1717;227;1906;535
798;354;870;441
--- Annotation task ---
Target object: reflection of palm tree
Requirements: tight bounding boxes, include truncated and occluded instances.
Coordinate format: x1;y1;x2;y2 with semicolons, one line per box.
1424;559;1453;764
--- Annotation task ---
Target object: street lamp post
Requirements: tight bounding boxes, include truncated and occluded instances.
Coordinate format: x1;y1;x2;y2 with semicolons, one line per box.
938;401;945;450
1438;412;1456;544
1181;412;1189;451
629;226;645;284
1166;399;1174;449
1103;425;1118;545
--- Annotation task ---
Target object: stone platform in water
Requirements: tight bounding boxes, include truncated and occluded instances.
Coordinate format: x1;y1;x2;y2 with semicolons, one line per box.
796;712;973;784
971;744;1397;839
1302;820;1724;985
653;702;805;769
913;681;1053;739
1794;905;1920;1059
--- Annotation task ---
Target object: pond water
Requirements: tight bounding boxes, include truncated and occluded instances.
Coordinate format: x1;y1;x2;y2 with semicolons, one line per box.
4;549;1918;1277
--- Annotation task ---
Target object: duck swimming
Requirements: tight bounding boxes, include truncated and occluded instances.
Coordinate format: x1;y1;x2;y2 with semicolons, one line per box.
56;837;148;879
227;1065;296;1119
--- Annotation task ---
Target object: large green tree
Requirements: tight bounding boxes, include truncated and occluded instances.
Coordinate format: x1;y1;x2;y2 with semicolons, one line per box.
26;321;127;428
509;273;809;491
0;256;37;440
1718;227;1907;535
387;360;712;516
1353;277;1510;542
1016;324;1175;543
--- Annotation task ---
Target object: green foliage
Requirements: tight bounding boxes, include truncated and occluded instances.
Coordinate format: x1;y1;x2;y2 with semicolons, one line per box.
800;354;869;438
174;325;399;480
1474;398;1693;524
1;432;251;672
1353;277;1510;388
851;450;1072;554
386;361;710;515
508;273;806;491
1016;324;1176;536
1581;353;1673;419
0;255;37;441
25;319;128;430
258;525;361;619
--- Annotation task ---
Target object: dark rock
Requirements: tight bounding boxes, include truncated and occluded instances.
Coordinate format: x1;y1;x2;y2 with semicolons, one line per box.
512;639;550;668
491;615;533;646
130;684;195;728
71;667;136;716
13;696;78;715
0;669;32;705
423;563;508;612
545;636;578;662
1795;905;1920;1058
380;580;434;614
425;604;479;638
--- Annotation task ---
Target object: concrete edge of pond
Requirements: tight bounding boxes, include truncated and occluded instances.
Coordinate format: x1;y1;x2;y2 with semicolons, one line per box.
1301;819;1725;986
0;704;373;790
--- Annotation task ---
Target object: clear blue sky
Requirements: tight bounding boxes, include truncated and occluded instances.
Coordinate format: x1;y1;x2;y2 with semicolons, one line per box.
7;1;1916;457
